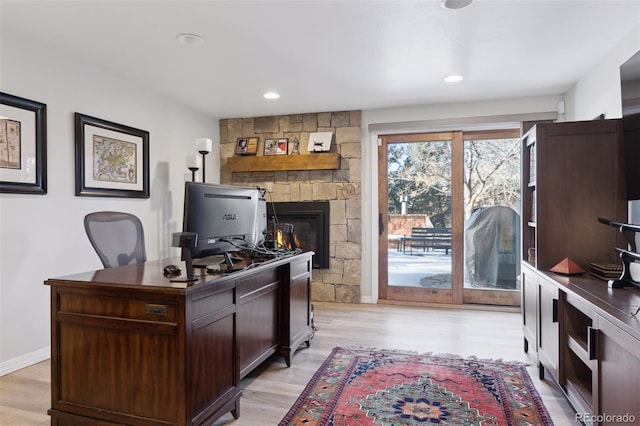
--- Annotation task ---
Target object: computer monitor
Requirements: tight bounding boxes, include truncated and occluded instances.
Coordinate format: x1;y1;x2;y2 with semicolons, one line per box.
182;182;266;260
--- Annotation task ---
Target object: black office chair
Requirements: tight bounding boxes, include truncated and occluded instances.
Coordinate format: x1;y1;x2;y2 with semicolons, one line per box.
84;211;147;268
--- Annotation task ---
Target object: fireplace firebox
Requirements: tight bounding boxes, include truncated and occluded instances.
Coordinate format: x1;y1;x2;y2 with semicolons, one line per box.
267;201;329;268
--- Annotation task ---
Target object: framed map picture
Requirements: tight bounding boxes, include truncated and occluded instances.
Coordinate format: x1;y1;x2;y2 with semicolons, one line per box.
75;113;149;198
0;92;47;194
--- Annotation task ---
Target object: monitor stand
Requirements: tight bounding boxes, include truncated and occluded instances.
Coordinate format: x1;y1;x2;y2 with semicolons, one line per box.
223;252;235;270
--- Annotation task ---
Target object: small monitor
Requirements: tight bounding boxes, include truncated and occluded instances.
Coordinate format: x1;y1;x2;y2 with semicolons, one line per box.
183;182;266;259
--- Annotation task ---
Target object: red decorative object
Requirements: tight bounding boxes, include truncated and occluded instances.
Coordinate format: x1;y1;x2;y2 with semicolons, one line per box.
550;257;586;275
280;347;553;425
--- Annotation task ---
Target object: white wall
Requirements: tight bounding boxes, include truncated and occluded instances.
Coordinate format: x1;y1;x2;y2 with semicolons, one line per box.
0;34;219;374
565;25;640;122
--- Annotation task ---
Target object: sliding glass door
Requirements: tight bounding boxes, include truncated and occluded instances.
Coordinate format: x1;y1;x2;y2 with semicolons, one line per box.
378;129;521;306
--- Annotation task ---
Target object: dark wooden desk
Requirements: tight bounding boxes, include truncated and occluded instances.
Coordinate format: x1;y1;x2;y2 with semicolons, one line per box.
45;252;313;426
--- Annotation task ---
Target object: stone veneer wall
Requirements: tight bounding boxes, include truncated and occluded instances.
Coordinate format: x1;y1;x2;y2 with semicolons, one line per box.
219;111;362;303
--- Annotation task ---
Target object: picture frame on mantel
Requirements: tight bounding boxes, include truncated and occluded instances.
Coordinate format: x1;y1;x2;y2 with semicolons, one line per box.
74;113;149;198
308;132;333;152
264;138;288;156
0;92;47;194
236;137;258;155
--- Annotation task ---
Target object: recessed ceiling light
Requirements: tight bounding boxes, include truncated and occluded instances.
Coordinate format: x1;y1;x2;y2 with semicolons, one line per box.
441;0;473;9
443;74;464;83
176;33;205;46
263;92;280;100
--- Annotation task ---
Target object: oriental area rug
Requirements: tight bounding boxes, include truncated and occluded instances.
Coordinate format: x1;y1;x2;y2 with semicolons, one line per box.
279;347;553;426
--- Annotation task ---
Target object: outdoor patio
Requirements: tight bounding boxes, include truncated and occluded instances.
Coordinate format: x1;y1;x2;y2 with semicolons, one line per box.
387;249;521;291
388;249;452;288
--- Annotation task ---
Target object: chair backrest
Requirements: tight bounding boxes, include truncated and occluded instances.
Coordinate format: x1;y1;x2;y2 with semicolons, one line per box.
84;211;147;268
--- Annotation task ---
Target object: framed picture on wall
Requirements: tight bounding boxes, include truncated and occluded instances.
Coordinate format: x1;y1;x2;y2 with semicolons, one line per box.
74;113;149;198
0;92;47;194
264;138;288;156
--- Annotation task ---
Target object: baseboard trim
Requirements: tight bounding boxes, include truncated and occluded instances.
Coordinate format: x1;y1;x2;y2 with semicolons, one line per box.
377;299;521;313
0;346;50;376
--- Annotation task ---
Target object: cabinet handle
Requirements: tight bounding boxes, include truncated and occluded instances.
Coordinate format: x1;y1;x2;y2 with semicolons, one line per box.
552;298;558;323
587;326;598;360
146;304;168;316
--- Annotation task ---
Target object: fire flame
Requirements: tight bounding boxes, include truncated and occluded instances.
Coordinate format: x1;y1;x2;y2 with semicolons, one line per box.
276;230;301;250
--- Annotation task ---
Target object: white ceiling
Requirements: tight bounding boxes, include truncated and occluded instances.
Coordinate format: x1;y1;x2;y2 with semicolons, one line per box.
2;0;639;119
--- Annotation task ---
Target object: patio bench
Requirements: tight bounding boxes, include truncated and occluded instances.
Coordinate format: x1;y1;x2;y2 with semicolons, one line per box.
405;227;452;255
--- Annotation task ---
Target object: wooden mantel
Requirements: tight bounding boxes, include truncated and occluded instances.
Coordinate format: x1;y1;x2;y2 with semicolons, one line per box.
226;153;340;172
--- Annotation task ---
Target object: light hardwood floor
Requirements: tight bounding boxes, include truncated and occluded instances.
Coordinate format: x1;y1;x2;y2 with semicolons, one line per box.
0;302;578;425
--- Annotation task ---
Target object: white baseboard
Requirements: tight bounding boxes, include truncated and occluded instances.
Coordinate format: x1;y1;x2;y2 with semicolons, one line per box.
0;346;50;376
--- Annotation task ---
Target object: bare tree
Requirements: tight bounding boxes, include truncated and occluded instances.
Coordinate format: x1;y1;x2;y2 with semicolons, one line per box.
463;138;520;217
388;138;520;222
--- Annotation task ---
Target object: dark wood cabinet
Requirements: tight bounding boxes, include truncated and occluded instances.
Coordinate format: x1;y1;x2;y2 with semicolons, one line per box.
596;315;640;425
521;262;538;354
560;291;597;421
520;119;640;425
46;252;313;426
521;120;626;272
537;275;559;382
553;277;640;426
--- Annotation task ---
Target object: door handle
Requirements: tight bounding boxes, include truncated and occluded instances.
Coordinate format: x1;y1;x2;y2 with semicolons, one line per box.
378;213;384;235
587;326;598;360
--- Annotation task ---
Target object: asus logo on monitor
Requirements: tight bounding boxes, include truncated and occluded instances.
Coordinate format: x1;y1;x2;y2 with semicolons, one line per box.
223;214;238;221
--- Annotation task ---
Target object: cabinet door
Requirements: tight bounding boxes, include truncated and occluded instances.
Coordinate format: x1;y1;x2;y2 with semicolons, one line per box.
596;316;640;425
236;267;280;378
521;264;538;354
538;276;559;382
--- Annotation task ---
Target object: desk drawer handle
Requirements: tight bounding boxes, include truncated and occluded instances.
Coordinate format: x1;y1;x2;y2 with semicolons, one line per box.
146;304;168;316
552;298;558;323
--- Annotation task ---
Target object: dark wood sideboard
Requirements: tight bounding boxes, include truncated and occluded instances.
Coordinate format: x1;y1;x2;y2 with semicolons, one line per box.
520;119;640;425
45;252;314;426
523;265;640;425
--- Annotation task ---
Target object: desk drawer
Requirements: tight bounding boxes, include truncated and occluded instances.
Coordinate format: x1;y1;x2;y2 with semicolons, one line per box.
236;268;279;299
57;288;177;323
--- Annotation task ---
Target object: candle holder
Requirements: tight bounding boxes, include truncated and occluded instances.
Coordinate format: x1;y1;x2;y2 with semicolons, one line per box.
188;167;199;182
195;138;212;183
198;151;208;182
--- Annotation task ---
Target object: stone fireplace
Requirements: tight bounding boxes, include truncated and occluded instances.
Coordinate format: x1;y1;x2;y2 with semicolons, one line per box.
267;201;330;269
219;111;362;303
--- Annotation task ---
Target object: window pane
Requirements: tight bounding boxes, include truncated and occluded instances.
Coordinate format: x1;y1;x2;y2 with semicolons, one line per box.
387;140;452;289
463;138;521;290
